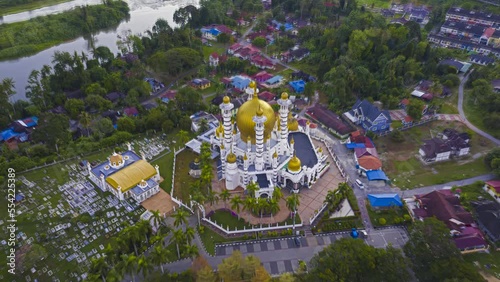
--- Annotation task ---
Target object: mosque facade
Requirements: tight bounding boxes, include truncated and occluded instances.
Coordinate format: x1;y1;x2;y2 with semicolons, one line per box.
88;143;161;203
211;82;329;198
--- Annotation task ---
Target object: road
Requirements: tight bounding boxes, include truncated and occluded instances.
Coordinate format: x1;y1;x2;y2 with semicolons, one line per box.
458;70;500;146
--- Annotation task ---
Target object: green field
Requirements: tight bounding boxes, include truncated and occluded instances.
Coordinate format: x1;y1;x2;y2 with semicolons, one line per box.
463;90;500;139
464;250;500;280
356;0;391;8
0;0;71;16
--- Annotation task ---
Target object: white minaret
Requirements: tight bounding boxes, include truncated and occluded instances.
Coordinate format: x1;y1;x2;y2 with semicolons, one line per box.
272;150;278;184
87;161;92;176
243;153;249;186
246;135;252;154
278;92;291;154
141;151;146;160
126;142;132;151
100;174;106;192
117;186;124;201
246;81;259;101
155;164;160;181
253;105;267;171
220;96;234;149
306;120;311;135
289;137;295;156
220;144;226;175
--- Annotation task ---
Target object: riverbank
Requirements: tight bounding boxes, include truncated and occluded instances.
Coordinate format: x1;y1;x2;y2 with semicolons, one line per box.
0;0;71;16
0;0;129;61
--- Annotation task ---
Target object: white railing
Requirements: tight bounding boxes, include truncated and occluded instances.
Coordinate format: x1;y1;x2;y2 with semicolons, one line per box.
170;147;184;198
309;202;328;225
202;217;303;235
171;195;194;214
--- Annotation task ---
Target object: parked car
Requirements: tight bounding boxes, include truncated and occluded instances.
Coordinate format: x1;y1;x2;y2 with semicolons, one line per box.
294;237;301;247
355;179;364;189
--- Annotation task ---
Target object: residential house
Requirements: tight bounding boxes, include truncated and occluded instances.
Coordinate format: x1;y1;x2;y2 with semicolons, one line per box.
209;52;220;67
470;54;495;65
411;90;434;101
292;70;316;82
105;92;126;103
368;194;403;209
201;24;233;41
228;43;243;55
250;55;275;69
306;104;355;138
428;34;500;58
190;111;219;133
492;79;500;93
409;8;430;23
160;90;177;103
439;59;472;73
443;128;471;157
233;45;260;60
390;17;408;25
344;100;392;133
471;200;500;245
419;129;470;162
231;75;251;90
445;7;500;28
484;180;500;199
381;9;395;18
282;48;310;63
124;107;139;117
480;27;496;45
0;116;39;149
190;78;211;90
253;71;274;83
258;91;276;102
289;80;305;93
144;78;164;93
489;30;500;47
410;190;488;253
265;75;283;86
440;21;488;43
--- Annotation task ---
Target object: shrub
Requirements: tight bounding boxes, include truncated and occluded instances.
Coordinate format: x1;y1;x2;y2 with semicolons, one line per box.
403;214;411;221
379;218;387;225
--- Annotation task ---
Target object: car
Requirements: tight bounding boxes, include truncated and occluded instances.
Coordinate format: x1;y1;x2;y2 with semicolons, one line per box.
355;179;364;189
360;230;368;238
294;237;301;247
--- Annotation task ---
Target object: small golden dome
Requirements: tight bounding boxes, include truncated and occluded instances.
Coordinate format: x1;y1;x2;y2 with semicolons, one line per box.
288;114;299;131
194;158;200;163
256;105;263;117
288;151;301;172
223;96;230;104
139;179;147;187
306;120;311;125
243;153;248;160
110;152;123;164
220;143;225;150
273;150;278;158
290;137;295;144
226;152;237;163
318;147;323;153
281;92;288;100
249;81;257;89
247;136;251;142
233;127;237;134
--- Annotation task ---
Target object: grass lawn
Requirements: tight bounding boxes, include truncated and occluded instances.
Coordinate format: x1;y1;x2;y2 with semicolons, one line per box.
288;61;318;77
463;90;500;139
173;149;200;202
366;204;410;227
451;182;496;211
152;152;174;193
436;90;459;114
209;209;253;230
375;120;495;189
202;43;227;58
464;250;500;280
0;0;71;16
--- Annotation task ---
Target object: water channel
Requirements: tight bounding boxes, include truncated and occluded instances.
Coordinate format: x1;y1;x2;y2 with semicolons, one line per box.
0;0;199;101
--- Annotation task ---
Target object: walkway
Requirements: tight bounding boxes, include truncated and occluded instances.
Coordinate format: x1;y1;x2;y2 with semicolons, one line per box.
458;70;500;146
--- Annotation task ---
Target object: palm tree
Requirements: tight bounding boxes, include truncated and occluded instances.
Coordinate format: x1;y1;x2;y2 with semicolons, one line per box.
137;219;153;244
172;228;185;259
272;187;283;200
230;195;243;220
149;245;169;274
219;189;231;209
105;267;123;282
103;243;117;267
177;130;190;145
207;189;219;206
185;226;195;244
257;199;269;224
325;190;337;205
120;254;138;282
137;255;154;279
89;257;109;282
0;78;16;119
338;182;349;199
192;191;206;226
172;208;189;228
184;244;199;261
243;196;257;216
150;210;163;233
246;181;259;198
79;112;92;137
268;198;280;221
125;225;141;256
286;194;300;232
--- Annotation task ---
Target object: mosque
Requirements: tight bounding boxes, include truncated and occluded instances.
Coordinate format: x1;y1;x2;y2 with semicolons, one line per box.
210;81;329;198
88;143;161;203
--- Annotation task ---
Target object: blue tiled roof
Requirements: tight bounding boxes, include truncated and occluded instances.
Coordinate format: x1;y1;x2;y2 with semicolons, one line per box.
90;151;142;178
130;178;158;195
368;193;402;207
352;100;391;123
265;75;282;85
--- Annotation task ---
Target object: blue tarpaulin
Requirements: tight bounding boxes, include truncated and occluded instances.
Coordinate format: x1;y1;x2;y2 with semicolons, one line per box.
1;129;19;141
346;143;366;149
366;170;389;181
367;193;403;207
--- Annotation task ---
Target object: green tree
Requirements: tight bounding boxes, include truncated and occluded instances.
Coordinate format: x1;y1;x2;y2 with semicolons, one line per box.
404;217;484;282
196;266;217;282
88;256;110;282
121;254;138;282
79;111;92;137
32;113;70;152
172;208;189;228
252;37;267;48
485;148;500;177
172;228;185;259
0;78;16;119
117;116;136;133
307;238;410;282
85;94;113;111
94;117;115;138
65;98;85;119
286;194;300;231
230;195;243;219
218;251;268;282
407;99;425;121
219;189;231;209
217;33;230;44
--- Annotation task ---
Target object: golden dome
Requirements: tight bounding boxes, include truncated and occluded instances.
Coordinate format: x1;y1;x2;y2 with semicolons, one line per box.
243;153;248;160
290;137;295;144
110;152;123;164
256;105;263;116
223;96;230;104
226;152;237;163
216;122;223;137
318;147;323;153
281;92;288;100
288;113;299;131
249;81;257;89
139;179;147;187
288;151;301;172
273;150;278;158
236;94;276;143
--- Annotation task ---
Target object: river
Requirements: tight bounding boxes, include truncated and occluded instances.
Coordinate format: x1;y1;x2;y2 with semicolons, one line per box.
0;0;199;101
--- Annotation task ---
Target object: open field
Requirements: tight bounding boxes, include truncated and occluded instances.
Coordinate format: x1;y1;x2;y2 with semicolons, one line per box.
0;0;70;16
464;250;500;280
172;149;200;202
375;120;495;189
357;0;391;8
463;90;500;139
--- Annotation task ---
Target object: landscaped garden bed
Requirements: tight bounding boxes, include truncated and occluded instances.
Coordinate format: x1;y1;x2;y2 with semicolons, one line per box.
366;202;411;227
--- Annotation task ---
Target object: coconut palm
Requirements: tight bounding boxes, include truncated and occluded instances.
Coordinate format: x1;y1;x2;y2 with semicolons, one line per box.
268;198;280;221
243;196;257;215
219;189;231;209
184;244;199;261
125;225;141;256
172;208;189;228
137;255;154;279
272;187;283;200
256;199;270;223
137;219;153;244
120;254;138;282
103;243;117;267
177;130;190;145
149;245;170;274
192;191;206;226
79;111;92;137
89;257;109;282
185;226;195;244
172;228;185;259
207;189;219;206
286;194;300;232
150;210;163;232
324;190;337;205
246;181;259;198
105;267;123;282
230;195;243;220
338;182;350;199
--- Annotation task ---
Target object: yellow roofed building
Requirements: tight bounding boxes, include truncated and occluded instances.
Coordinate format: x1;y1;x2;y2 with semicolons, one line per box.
87;144;161;203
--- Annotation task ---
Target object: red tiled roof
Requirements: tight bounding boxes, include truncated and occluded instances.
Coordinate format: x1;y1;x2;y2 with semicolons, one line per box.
404;116;413;122
258;91;275;101
483;27;495;38
162;90;177;100
415;190;474;229
486;180;500;193
124;107;139;116
306;104;355;135
358;155;382;170
453;232;487;250
210;52;219;58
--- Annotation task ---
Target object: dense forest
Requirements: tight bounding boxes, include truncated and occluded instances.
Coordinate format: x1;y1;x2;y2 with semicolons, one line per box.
0;0;129;60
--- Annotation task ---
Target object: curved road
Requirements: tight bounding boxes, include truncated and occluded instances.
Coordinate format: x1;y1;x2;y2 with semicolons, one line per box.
458;70;500;146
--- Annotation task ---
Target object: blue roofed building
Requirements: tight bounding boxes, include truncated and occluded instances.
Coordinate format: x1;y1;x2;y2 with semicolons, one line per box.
1;116;39;148
368;193;403;208
231;75;252;90
265;75;283;86
344;100;392;133
289;80;305;93
87;143;161;203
